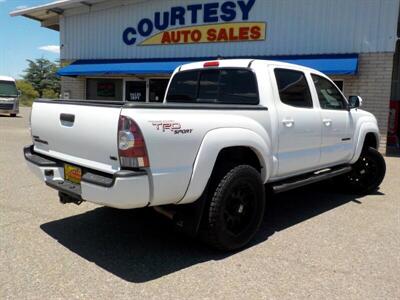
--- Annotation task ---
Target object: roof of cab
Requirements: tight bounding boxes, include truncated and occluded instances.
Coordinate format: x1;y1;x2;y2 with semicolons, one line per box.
0;76;16;82
178;59;326;76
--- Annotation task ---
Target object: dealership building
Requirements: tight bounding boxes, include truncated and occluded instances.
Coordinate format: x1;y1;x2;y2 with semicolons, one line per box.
11;0;400;153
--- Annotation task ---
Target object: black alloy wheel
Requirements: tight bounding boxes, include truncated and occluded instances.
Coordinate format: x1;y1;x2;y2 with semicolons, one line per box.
201;165;265;251
344;147;386;194
223;182;256;236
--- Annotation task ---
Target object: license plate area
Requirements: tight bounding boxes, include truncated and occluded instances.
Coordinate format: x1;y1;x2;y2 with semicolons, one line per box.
64;164;82;184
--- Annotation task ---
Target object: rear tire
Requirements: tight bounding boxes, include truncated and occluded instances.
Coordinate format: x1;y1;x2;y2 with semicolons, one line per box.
201;165;265;251
340;147;386;195
10;113;16;117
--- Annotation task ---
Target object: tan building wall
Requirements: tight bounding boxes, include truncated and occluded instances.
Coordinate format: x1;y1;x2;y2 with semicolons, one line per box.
60;76;86;100
331;52;394;153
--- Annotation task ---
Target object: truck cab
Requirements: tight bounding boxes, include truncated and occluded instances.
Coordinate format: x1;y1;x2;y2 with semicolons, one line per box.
0;76;19;117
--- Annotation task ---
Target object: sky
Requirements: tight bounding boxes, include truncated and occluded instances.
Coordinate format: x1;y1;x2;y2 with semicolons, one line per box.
0;0;59;79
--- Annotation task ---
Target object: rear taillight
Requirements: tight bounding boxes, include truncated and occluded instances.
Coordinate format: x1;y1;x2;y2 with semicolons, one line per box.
118;115;149;169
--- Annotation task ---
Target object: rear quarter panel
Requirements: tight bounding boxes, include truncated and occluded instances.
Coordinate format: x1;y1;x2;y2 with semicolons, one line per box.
121;108;271;206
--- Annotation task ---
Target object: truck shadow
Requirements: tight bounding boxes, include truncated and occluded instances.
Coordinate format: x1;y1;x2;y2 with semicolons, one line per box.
0;114;23;118
40;182;383;283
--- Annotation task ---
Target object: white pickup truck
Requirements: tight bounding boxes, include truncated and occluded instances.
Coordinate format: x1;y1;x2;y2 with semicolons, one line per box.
25;59;386;250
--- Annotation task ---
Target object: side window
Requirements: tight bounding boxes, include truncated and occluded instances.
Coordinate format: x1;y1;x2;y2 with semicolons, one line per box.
312;75;348;110
274;69;313;108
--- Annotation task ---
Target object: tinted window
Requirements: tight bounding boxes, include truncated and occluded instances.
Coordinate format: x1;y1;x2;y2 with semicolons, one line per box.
166;71;199;102
312;75;348;110
274;69;313;108
219;69;258;104
166;68;259;104
198;70;219;101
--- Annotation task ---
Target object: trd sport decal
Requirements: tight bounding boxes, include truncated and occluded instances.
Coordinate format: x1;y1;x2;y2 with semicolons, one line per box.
150;121;193;134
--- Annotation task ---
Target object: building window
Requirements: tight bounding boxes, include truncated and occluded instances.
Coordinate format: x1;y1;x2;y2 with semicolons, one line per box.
86;78;123;101
125;80;146;102
149;79;169;102
333;80;344;92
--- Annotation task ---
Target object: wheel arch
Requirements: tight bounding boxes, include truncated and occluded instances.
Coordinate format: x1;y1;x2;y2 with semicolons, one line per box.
178;128;272;204
350;122;380;164
363;132;379;150
213;146;263;173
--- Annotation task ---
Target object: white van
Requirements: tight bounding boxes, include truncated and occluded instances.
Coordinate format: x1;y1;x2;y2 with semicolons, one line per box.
0;76;19;117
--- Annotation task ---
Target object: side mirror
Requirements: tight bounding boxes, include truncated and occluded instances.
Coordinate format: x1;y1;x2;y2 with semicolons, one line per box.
17;90;22;97
348;95;363;109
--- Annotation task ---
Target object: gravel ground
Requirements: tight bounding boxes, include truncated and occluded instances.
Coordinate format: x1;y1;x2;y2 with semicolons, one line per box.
1;107;399;299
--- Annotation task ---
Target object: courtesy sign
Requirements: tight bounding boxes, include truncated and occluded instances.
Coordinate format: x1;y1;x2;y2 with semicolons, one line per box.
122;0;266;46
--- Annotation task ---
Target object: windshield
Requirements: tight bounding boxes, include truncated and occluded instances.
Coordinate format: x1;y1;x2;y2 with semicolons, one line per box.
0;80;18;97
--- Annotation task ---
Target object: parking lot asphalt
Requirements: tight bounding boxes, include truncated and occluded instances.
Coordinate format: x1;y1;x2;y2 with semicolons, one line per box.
1;107;399;299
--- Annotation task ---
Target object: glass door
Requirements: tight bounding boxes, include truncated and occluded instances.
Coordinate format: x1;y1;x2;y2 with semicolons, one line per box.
149;79;169;102
125;80;146;102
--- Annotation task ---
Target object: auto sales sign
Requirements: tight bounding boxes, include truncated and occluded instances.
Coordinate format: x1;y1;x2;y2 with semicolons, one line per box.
122;0;266;46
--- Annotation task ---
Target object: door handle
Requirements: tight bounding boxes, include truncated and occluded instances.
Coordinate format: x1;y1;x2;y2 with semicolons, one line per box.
322;118;332;127
282;118;294;128
60;113;75;123
60;113;75;127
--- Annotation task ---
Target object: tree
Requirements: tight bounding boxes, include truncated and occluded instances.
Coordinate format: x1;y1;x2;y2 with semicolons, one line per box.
22;58;60;97
16;80;39;106
42;88;59;99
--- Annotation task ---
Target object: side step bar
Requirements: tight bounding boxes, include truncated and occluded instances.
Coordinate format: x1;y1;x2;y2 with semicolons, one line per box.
271;165;352;194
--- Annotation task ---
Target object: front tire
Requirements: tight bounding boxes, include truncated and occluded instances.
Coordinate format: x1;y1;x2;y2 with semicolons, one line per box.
201;165;265;251
10;113;17;117
342;147;386;194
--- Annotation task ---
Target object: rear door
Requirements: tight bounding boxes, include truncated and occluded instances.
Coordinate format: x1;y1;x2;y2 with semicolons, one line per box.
311;74;353;165
31;101;122;173
271;67;322;177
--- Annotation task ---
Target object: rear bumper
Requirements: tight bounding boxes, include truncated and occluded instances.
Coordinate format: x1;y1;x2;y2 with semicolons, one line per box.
24;145;150;209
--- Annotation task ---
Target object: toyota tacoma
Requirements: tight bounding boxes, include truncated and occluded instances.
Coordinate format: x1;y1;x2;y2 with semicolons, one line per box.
24;59;386;250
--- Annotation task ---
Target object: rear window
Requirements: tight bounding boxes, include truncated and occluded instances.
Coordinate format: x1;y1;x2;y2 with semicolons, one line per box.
166;68;259;104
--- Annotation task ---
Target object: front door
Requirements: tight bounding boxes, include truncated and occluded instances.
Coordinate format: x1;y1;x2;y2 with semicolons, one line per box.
311;74;353;166
272;68;322;177
125;81;146;102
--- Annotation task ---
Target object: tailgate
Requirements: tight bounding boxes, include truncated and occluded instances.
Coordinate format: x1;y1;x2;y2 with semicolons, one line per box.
31;101;122;173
